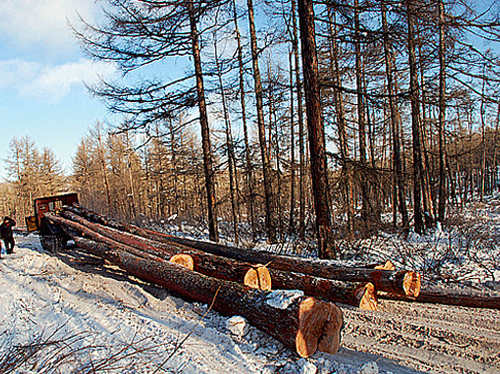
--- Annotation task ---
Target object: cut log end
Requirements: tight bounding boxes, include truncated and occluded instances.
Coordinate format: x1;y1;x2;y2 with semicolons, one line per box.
296;297;343;358
169;254;194;270
355;283;378;311
403;271;421;298
244;266;272;291
374;260;395;271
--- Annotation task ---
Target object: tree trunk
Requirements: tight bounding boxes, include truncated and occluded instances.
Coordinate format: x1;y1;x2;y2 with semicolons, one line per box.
288;50;297;235
214;35;239;244
187;1;219;242
291;0;307;240
406;0;425;234
328;6;353;235
381;1;409;231
297;0;335;258
72;236;344;357
63;204;421;297
381;284;500;310
354;0;371;228
270;268;377;310
232;0;256;240
437;0;447;222
96;123;113;214
53;212;272;291
247;0;277;243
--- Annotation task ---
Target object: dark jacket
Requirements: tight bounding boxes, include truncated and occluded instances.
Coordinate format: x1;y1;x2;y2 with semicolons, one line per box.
0;217;16;239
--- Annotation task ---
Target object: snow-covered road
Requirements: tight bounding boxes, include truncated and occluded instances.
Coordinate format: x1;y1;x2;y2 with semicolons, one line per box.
1;231;499;373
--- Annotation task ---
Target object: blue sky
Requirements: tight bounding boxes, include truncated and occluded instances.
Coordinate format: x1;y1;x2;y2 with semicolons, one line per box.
0;0;117;178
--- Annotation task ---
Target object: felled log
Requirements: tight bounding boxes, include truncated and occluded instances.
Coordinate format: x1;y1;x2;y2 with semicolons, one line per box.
381;284;500;310
63;205;421;297
72;236;343;357
170;253;272;291
269;268;377;311
50;213;272;290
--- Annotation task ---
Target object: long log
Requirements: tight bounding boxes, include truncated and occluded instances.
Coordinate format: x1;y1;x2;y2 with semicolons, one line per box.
270;268;377;311
72;236;343;357
51;213;272;290
63;205;420;297
170;253;272;291
59;211;379;307
380;284;500;310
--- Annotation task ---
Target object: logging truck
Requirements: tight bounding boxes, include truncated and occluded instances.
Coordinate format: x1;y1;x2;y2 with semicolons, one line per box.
26;193;79;252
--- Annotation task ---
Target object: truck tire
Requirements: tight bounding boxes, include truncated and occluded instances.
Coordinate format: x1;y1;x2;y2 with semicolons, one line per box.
40;235;63;253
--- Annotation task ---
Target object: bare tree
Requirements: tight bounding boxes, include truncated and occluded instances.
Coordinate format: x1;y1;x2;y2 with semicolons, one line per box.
297;0;335;258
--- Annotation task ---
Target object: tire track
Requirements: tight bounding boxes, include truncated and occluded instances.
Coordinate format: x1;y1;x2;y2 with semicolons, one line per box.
341;300;500;373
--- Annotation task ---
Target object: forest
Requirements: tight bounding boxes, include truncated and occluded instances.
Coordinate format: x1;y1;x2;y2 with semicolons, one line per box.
2;0;500;259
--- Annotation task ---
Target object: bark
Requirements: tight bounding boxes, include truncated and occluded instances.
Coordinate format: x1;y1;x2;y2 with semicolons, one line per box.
51;212;270;290
291;0;307;240
63;204;421;296
247;0;277;243
381;1;409;231
270;268;377;310
214;36;239;244
72;236;344;357
381;285;500;310
188;0;219;242
406;0;425;234
437;0;447;221
328;6;353;234
232;0;256;239
170;253;271;291
354;0;371;226
297;0;334;258
288;50;297;235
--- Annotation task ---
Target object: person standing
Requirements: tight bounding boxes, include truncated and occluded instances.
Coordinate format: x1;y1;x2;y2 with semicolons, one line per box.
0;216;16;254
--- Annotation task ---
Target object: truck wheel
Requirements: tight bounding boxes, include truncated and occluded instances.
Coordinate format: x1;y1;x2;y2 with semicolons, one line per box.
40;235;63;253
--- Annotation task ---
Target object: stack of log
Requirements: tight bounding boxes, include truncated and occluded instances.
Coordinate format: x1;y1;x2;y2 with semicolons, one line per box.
44;205;422;357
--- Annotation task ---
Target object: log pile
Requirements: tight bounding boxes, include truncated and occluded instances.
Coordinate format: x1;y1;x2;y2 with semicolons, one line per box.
44;204;424;357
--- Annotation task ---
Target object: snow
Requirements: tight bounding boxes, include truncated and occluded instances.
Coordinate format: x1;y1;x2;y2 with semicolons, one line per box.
1;194;500;373
265;289;304;309
0;234;413;374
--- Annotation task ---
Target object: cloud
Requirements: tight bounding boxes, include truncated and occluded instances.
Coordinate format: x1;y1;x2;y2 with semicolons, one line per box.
0;0;99;51
0;58;116;102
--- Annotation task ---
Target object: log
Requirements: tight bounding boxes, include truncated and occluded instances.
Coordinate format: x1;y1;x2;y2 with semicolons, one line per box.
269;268;377;311
51;213;272;290
381;284;500;310
170;253;271;291
72;236;343;357
60;211;373;308
63;205;421;297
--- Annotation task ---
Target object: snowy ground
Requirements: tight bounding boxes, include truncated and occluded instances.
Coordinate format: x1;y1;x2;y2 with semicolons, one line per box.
1;195;500;373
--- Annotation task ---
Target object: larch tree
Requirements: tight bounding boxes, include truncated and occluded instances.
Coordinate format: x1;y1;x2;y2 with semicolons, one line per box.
74;0;225;241
297;0;335;258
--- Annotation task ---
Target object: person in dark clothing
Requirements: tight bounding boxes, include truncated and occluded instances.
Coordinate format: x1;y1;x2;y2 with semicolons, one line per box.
0;216;16;254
